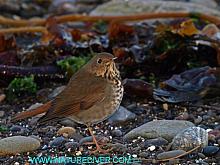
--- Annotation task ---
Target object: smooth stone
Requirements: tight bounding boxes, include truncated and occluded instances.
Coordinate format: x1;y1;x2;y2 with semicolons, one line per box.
57;127;76;137
171;127;208;151
111;129;123;137
108;106;136;125
64;142;79;150
10;125;27;132
0;111;4;117
79;135;109;145
198;153;206;159
124;120;194;142
139;151;149;158
38;126;56;133
48;86;66;99
0;136;40;156
59;119;78;127
90;0;220;16
70;133;84;142
49;137;67;147
194;116;203;124
143;137;168;148
157;150;186;160
111;142;128;152
27;103;44;111
202;146;220;157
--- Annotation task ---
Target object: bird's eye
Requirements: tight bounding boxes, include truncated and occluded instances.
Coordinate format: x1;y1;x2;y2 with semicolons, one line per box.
97;58;102;64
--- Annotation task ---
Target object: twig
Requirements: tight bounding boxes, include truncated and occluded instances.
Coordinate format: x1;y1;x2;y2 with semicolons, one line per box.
0;26;46;34
0;12;220;27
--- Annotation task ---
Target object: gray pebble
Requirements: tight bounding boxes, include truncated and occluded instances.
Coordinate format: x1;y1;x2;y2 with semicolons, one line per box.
139;151;149;158
10;125;28;134
10;125;23;132
108;106;136;125
202;115;210;121
0;111;4;117
143;137;168;148
198;153;206;159
111;142;128;152
49;137;66;147
48;86;66;99
202;146;219;157
111;129;123;137
157;150;186;160
124;120;194;142
59;119;78;127
79;135;109;145
71;133;84;142
171;127;208;151
64;142;79;150
194;116;203;124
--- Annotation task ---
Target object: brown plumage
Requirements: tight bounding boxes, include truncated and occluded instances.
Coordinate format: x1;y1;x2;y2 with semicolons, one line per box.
12;52;124;153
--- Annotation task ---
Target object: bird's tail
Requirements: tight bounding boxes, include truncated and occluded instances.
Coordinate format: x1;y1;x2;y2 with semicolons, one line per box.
11;101;52;122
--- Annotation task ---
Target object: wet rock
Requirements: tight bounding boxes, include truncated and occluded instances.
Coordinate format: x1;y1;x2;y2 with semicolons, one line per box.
70;133;84;142
202;146;219;157
27;103;44;111
48;86;66;99
157;150;186;160
108;106;136;125
57;127;76;138
111;142;128;152
0;111;4;117
79;135;109;145
142;137;168;148
123;79;153;98
38;126;56;133
64;142;79;150
49;137;67;147
198;153;206;159
111;129;123;137
10;125;24;132
194;116;203;124
124;120;194;141
139;151;149;158
91;0;220;16
0;136;40;156
10;125;28;134
59;119;78;127
171;127;208;151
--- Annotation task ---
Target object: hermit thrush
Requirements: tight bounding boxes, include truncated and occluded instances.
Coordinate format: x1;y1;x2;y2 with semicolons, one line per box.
12;52;124;153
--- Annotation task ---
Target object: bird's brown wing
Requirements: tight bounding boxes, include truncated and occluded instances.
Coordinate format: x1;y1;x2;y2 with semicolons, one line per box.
38;71;107;123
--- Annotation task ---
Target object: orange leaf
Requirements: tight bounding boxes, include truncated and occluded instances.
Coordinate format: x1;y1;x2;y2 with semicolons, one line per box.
172;19;199;36
108;22;135;41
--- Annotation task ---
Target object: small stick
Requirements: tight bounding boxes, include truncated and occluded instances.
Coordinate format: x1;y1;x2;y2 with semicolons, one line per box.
0;26;46;34
0;12;220;27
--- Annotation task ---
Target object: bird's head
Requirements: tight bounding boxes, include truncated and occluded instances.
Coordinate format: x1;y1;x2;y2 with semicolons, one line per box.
88;53;119;79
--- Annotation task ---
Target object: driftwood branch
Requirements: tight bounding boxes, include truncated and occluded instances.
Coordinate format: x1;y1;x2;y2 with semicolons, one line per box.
0;12;220;34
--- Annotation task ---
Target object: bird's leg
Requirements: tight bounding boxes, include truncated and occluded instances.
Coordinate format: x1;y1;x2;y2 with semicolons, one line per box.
87;126;112;154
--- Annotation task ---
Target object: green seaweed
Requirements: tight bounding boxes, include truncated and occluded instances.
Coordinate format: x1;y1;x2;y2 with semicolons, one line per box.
57;55;91;77
7;75;37;99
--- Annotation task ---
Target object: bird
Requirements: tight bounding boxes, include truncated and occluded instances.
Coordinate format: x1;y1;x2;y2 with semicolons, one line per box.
11;52;124;153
